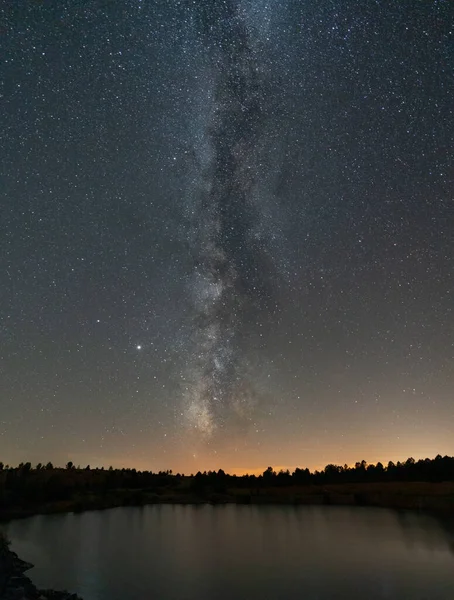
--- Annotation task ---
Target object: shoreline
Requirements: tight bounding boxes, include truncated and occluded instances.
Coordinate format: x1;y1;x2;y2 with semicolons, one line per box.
0;536;82;600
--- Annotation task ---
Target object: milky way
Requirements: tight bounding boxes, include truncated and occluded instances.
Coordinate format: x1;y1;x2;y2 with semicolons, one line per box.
183;0;279;438
2;0;453;471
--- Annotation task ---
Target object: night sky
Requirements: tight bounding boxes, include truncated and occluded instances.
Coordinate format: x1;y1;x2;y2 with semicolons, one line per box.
1;0;453;474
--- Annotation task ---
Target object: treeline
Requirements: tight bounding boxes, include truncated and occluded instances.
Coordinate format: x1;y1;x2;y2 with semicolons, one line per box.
261;455;454;486
0;462;178;509
0;455;453;511
192;455;454;488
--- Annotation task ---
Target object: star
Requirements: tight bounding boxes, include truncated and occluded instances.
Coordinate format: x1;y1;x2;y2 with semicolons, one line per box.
0;0;452;475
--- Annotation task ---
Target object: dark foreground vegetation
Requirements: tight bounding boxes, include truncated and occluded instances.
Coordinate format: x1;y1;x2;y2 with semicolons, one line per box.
1;455;454;521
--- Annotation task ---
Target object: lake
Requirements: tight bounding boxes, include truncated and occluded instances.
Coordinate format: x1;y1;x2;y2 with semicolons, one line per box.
4;505;454;600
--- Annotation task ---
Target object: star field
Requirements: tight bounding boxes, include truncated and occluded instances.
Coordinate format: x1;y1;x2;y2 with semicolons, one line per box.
1;0;453;474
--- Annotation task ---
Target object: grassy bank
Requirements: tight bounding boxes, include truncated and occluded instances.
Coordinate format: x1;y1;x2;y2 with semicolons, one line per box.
229;481;454;512
1;481;453;522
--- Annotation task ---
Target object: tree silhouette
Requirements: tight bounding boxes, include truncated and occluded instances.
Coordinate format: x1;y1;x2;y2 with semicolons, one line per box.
0;454;452;516
263;466;276;481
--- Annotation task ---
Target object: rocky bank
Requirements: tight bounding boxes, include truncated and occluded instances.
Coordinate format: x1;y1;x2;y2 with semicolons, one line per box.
0;538;82;600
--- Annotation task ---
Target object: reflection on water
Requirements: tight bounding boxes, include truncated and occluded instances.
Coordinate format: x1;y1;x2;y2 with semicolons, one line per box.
5;505;454;600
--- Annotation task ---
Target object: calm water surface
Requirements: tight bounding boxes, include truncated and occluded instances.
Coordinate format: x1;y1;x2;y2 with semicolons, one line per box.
5;505;454;600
